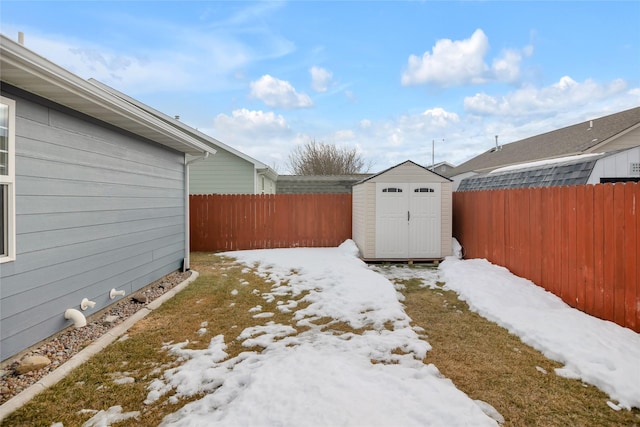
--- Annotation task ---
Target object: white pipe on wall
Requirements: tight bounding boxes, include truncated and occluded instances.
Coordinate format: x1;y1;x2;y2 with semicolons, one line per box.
80;298;96;311
110;288;126;299
64;308;87;328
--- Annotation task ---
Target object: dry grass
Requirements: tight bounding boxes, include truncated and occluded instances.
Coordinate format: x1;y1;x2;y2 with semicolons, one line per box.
395;269;640;427
3;257;639;426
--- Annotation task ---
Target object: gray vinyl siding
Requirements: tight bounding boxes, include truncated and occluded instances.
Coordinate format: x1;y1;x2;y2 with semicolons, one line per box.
0;90;186;361
189;147;255;194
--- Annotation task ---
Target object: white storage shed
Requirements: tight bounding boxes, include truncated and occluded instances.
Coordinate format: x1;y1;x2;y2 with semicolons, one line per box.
352;160;453;261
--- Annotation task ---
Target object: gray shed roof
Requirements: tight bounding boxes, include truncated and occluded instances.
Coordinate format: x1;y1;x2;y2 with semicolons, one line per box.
448;106;640;177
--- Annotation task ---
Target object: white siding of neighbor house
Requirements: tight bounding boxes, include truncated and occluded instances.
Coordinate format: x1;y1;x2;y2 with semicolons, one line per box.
587;145;640;184
189;148;259;194
352;161;452;260
0;89;186;361
257;174;276;194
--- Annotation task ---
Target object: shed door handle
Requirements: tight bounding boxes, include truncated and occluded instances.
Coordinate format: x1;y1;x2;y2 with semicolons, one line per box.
408;211;410;221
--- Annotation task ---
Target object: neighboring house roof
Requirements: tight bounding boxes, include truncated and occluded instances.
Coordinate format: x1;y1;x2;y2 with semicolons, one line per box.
457;153;607;191
448;106;640;177
0;34;217;157
429;161;455;170
89;79;277;181
277;174;373;194
356;160;453;184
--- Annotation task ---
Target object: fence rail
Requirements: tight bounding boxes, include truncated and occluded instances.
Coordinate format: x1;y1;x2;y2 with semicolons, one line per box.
190;194;352;252
453;183;639;333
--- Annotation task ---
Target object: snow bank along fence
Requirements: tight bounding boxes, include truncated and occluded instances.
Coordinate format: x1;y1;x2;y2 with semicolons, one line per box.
453;182;639;333
190;194;352;251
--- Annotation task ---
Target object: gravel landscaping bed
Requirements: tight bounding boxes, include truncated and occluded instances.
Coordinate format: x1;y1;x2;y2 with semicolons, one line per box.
0;270;192;405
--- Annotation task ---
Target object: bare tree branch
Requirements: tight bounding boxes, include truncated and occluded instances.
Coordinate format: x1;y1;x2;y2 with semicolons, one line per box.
287;140;371;175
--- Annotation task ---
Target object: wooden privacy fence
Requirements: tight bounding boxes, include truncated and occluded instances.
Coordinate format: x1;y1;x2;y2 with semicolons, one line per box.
453;183;639;333
190;194;352;251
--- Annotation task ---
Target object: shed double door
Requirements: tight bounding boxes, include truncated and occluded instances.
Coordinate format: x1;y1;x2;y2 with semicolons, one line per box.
375;182;441;258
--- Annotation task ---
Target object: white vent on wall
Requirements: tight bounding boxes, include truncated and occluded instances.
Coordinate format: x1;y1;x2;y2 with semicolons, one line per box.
631;162;640;175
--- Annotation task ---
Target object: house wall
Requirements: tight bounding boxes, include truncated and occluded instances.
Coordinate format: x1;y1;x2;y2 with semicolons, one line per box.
189;148;259;194
257;173;276;194
0;88;186;361
353;162;452;260
588;146;640;184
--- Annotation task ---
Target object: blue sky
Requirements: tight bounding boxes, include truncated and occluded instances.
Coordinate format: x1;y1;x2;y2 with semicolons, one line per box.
1;1;639;173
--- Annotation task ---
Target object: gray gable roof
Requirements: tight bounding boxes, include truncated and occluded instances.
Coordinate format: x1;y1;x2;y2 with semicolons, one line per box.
448;106;640;177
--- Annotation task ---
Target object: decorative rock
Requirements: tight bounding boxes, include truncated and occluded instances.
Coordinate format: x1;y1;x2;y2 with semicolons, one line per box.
103;315;119;324
15;355;51;374
131;293;148;304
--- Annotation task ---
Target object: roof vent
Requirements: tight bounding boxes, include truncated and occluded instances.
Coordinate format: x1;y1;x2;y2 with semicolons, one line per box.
588;120;593;130
631;162;640;176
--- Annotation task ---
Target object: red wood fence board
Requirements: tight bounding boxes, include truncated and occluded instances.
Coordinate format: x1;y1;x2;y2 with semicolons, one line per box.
551;186;564;296
613;184;626;326
567;186;578;306
529;188;543;287
577;185;594;313
593;184;605;321
601;185;615;322
624;184;637;330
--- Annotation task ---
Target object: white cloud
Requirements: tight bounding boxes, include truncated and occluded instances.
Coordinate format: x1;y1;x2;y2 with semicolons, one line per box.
250;75;314;109
213;108;290;136
464;76;630;116
422;108;461;127
332;130;355;141
401;29;490;87
310;66;333;92
491;49;523;83
401;29;532;87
